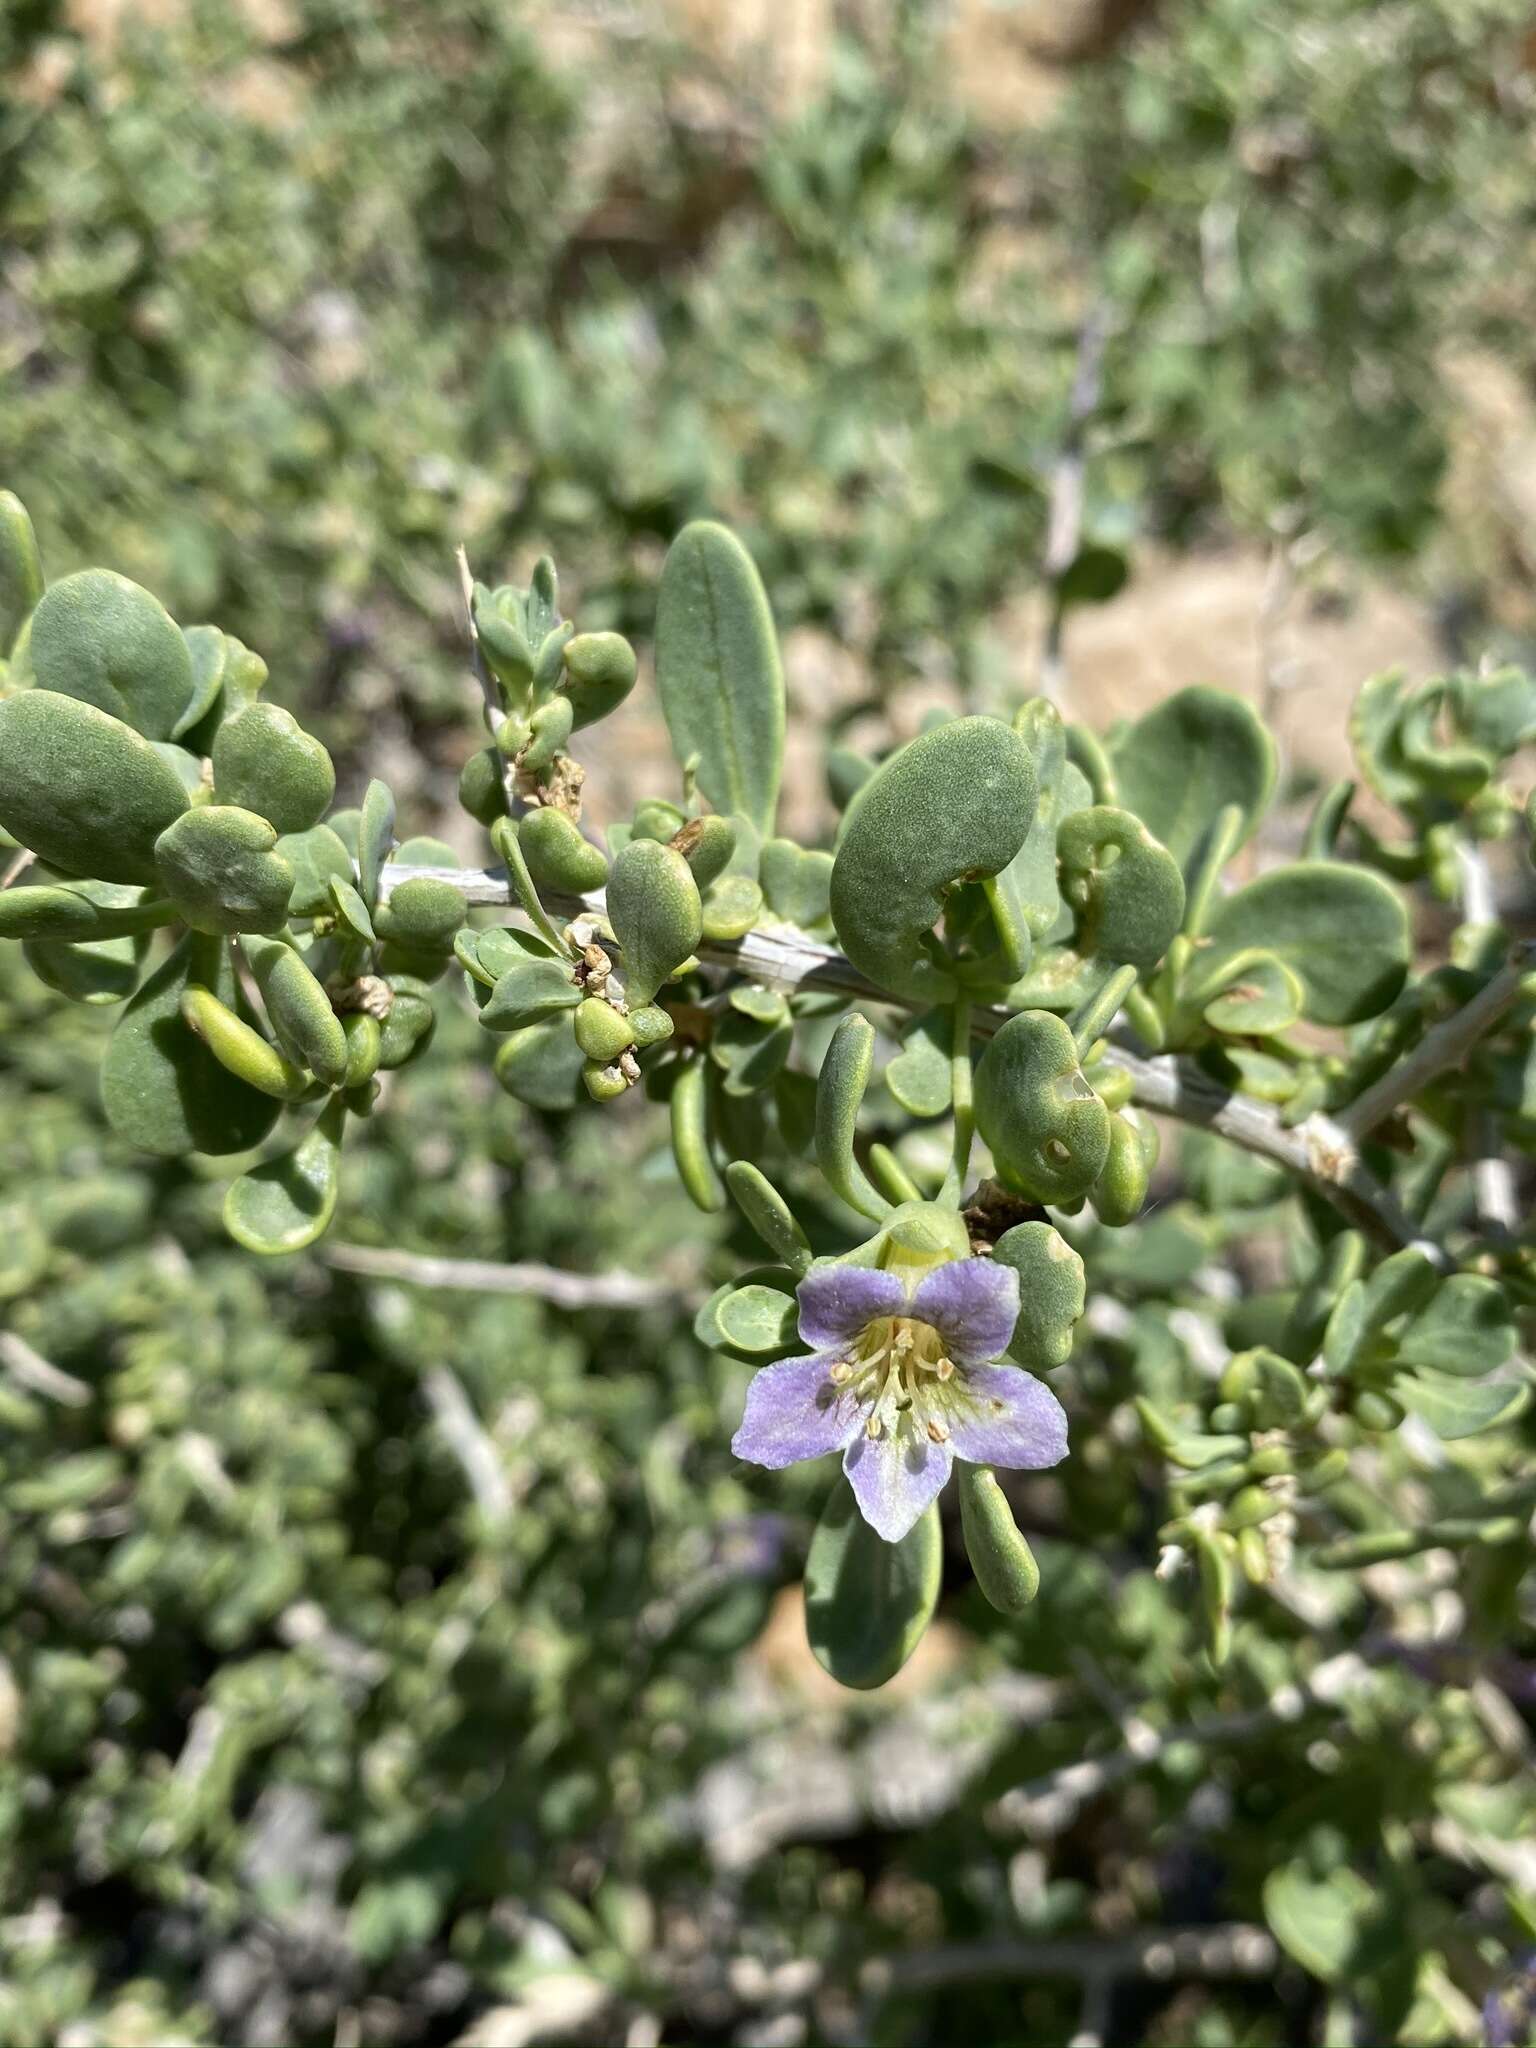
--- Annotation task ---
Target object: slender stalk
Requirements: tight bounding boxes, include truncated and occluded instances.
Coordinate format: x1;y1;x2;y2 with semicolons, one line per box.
378;861;1461;1254
1338;937;1536;1141
325;1240;695;1309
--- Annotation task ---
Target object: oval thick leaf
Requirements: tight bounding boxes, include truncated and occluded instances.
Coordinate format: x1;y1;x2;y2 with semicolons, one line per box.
655;521;784;835
212;704;335;835
29;568;194;740
804;1479;942;1691
0;690;189;885
224;1099;346;1254
974;1009;1111;1203
1111;685;1277;870
1200;862;1410;1026
830;716;1038;1003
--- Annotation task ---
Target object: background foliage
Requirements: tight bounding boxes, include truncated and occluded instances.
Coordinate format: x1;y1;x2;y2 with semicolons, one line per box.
4;2;1536;2044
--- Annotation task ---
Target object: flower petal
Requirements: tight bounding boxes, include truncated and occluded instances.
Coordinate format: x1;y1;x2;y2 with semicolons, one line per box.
796;1262;906;1352
909;1257;1020;1366
731;1354;861;1470
944;1363;1068;1470
842;1425;952;1542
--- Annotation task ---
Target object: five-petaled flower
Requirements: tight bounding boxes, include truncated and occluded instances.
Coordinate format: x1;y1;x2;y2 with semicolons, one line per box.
731;1256;1068;1542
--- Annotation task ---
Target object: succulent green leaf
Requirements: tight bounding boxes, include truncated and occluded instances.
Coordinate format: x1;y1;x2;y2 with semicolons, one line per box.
958;1465;1040;1613
975;1010;1112;1203
0;490;44;652
23;926;148;1006
1197;949;1306;1036
759;838;833;929
174;624;229;740
518;807;608;893
561;631;638;731
711;1007;792;1097
1091;1106;1159;1226
670;1056;725;1212
1264;1862;1379;1984
1397;1275;1517;1379
724;1161;812;1275
1058;806;1185;969
1395;1371;1527;1440
992;1221;1085;1370
1199;863;1410;1026
815;1014;891;1221
479;955;582;1031
328;876;376;945
376;976;436;1070
885;1009;953;1117
374;877;466;954
655;520;784;835
572;996;635;1062
0;690;189;885
153;805;295;936
804;1481;942;1691
28;568;194;740
357;779;396;909
224;1097;346;1254
830;716;1038;1003
490;1016;586;1110
1110;685;1277;870
0;880;172;943
674;814;737;892
700;872;763;941
102;933;282;1156
715;1284;799;1356
607;837;703;1005
212;704;335;834
179;985;312;1100
276;823;354;917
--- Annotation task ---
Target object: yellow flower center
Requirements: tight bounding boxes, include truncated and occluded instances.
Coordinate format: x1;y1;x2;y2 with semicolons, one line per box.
827;1315;956;1444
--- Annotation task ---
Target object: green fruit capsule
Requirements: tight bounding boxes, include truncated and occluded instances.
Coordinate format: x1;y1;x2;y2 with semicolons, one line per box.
583;1058;630;1102
573;997;635;1062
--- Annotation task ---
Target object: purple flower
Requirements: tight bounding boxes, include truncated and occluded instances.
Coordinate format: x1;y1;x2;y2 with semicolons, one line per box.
731;1256;1068;1543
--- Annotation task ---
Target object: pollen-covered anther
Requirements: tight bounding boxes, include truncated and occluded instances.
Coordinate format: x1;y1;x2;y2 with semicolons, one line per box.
828;1360;853;1385
925;1418;951;1444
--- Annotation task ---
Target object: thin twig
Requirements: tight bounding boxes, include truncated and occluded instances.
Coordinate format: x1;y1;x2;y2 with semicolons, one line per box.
378;861;1445;1254
1339;939;1536;1143
422;1365;513;1528
1;845;37;890
0;1330;91;1407
1040;299;1110;707
326;1239;696;1310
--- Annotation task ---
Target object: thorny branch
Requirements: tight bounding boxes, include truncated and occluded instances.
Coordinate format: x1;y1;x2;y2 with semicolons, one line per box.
378;862;1466;1257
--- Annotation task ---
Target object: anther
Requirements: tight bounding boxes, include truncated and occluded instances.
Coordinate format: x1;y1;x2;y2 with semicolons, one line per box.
926;1419;951;1444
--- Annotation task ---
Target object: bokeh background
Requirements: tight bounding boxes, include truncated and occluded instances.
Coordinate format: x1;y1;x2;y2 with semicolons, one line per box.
4;3;1536;2043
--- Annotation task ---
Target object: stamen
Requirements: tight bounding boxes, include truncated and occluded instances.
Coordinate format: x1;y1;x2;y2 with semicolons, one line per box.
865;1413;882;1439
933;1356;955;1381
926;1418;950;1444
828;1361;853;1384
